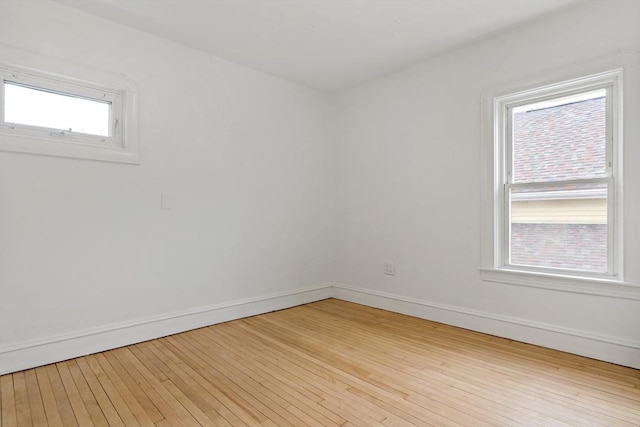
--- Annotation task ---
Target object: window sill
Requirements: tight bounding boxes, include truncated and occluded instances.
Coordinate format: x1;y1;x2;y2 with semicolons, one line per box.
479;267;640;300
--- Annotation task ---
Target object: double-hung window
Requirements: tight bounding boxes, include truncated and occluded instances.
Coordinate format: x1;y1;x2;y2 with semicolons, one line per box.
489;69;623;282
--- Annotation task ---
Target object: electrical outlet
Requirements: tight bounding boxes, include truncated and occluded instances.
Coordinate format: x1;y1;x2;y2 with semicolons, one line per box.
383;263;395;276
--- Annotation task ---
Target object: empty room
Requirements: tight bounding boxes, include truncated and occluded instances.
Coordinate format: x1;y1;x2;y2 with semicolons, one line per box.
0;0;639;425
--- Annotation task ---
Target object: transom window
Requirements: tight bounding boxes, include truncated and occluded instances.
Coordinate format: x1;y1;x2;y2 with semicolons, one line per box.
4;81;112;138
493;70;622;279
1;67;121;147
0;45;138;164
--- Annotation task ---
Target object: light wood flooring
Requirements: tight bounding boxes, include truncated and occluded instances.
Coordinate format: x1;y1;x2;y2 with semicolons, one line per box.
1;298;639;426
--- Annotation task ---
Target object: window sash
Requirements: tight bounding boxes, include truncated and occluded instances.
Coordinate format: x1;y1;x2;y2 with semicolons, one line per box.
505;85;613;185
502;177;614;277
0;66;123;148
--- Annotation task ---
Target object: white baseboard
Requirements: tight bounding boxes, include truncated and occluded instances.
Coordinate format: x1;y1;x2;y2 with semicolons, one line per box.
331;284;640;369
0;285;332;375
2;283;638;374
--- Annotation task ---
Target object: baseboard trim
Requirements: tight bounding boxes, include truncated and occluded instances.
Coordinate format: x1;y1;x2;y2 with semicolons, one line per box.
0;284;332;375
331;284;640;369
2;283;638;374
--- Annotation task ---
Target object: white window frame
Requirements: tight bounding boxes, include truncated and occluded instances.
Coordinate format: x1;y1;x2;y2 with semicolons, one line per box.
480;52;640;300
498;74;619;279
0;44;138;164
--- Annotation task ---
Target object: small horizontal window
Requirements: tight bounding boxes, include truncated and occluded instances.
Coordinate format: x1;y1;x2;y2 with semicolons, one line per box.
4;81;111;137
0;45;138;164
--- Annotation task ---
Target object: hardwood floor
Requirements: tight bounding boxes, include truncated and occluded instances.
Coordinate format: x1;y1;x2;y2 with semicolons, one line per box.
1;298;639;426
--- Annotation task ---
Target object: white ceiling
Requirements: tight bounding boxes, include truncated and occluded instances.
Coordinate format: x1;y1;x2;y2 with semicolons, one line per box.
57;0;581;93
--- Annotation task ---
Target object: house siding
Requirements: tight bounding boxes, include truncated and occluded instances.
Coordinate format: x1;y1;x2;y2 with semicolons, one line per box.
511;198;606;224
511;223;607;272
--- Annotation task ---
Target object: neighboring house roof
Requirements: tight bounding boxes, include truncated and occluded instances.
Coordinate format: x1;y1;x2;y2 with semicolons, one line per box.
513;96;606;183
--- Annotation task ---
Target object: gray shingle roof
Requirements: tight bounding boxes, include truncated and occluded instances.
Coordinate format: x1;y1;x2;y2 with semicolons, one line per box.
513;97;606;183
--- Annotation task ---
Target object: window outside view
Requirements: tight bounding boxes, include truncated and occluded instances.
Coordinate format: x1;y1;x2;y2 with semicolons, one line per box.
3;81;111;137
509;90;607;273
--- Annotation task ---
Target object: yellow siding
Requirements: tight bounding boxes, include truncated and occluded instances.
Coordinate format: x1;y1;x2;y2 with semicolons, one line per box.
512;198;606;224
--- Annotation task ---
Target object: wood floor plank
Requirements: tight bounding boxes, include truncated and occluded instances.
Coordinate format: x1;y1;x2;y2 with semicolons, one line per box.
233;319;456;426
83;355;140;426
113;347;199;427
35;366;64;427
269;307;599;425
75;357;125;427
212;321;423;426
100;351;164;424
45;364;79;426
91;353;155;427
56;362;94;427
0;374;17;427
107;349;176;426
12;372;33;426
240;315;467;426
159;378;228;427
317;300;640;391
135;340;237;426
158;332;293;426
23;370;47;427
210;325;346;425
139;340;232;426
172;332;360;425
66;359;110;427
300;300;638;422
1;299;639;426
169;332;338;427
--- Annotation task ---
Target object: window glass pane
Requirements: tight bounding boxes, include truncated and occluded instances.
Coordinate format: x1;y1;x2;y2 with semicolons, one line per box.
4;82;110;137
512;89;607;183
509;183;607;273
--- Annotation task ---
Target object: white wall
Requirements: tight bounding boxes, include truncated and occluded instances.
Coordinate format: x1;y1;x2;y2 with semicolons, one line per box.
0;0;333;370
333;0;640;366
2;0;639;373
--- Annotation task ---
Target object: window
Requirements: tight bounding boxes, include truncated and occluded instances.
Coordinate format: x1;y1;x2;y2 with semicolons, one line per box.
505;86;615;277
478;51;640;299
0;45;138;164
493;71;621;281
2;70;119;144
5;81;111;138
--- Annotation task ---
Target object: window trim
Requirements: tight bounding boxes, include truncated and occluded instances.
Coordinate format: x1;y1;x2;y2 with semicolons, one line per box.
0;44;138;164
480;51;640;300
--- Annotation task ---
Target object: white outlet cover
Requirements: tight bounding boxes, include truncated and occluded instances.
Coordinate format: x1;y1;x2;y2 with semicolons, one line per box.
384;263;395;275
